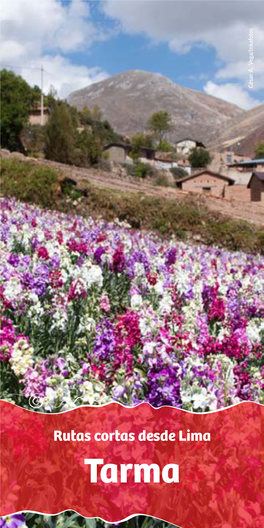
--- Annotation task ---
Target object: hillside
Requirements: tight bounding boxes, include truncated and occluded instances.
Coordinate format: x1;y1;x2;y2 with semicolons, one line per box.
214;105;264;156
68;70;244;145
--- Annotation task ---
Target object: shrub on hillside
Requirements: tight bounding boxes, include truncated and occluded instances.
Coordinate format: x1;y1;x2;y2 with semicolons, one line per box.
154;173;171;187
0;158;59;208
188;147;212;168
170;167;188;179
127;161;157;179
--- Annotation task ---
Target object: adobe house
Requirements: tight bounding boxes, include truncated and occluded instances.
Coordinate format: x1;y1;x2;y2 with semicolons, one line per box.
175;170;234;197
175;139;206;156
103;143;156;164
227;159;264;185
154;152;178;170
247;172;264;202
29;107;50;126
103;143;131;163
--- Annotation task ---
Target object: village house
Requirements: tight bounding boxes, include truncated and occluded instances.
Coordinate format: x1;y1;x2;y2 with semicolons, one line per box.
103;143;131;163
154;152;178;170
247;172;264;202
209;150;248;173
175;170;234;197
29;107;50;126
103;143;156;164
227;159;264;184
175;138;206;156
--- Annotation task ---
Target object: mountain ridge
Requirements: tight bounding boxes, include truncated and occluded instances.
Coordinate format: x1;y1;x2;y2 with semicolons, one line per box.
68;70;245;145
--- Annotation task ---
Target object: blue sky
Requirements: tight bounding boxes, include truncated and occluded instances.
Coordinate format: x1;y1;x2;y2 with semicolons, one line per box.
1;0;264;109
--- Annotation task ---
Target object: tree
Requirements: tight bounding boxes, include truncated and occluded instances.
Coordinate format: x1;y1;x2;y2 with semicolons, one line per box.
254;142;264;159
147;111;172;143
0;69;39;151
75;129;102;166
188;147;212;168
44;103;76;164
130;133;154;158
156;139;175;153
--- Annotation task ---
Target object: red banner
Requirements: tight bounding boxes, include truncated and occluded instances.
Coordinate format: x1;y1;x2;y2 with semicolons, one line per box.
0;401;263;527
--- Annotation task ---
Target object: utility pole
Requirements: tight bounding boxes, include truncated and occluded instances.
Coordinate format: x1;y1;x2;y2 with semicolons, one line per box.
40;65;44;126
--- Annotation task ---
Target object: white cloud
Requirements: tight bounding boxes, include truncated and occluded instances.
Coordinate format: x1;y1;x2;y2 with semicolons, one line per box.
0;0;109;97
103;0;264;102
216;59;264;91
204;81;261;110
19;55;109;100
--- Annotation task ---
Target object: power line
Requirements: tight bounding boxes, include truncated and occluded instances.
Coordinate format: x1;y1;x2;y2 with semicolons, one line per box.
1;63;48;125
0;64;48;73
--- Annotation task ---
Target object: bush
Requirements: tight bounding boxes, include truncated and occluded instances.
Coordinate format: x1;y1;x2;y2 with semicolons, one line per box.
170;167;188;179
129;161;156;179
188;148;212;168
154;173;170;187
156;140;175;152
0;158;59;208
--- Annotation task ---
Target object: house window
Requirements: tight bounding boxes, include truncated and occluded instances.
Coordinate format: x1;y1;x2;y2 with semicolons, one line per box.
227;155;232;164
202;187;211;194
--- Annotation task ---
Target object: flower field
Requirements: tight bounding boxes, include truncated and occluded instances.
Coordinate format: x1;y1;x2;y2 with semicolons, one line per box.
1;197;263;411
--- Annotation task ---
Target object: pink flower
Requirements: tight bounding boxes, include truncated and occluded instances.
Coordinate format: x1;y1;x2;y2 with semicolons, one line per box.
99;293;111;313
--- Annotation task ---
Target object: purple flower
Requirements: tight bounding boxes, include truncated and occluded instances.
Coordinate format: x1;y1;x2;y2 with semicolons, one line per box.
165;248;177;266
93;320;115;360
0;515;26;528
8;253;19;267
94;246;105;265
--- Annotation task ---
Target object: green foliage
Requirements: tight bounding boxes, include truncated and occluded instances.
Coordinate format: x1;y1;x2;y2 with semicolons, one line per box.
170;167;188;179
129;161;156;179
130;133;154;159
0;158;59;208
0;69;40;151
188;147;212;168
75;129;103;166
61;179;83;201
44;103;76;164
72;186;264;254
147;111;172;142
79;106;123;146
20;123;46;157
24;512;179;528
156;139;174;152
254;142;264;159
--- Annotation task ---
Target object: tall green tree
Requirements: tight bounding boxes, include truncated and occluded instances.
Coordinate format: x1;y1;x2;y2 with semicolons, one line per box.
188;147;212;168
147;111;172;143
254;142;264;159
0;69;40;150
44;103;76;164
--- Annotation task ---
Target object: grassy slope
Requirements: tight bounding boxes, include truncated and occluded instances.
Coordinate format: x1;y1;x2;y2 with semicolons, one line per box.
1;157;264;254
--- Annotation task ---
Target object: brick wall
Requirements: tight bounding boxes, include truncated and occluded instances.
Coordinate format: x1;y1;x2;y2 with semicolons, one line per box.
182;173;227;197
224;185;251;202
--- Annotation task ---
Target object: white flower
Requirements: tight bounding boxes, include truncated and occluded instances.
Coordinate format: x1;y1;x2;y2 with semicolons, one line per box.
154;280;164;295
42;387;57;411
74;262;103;289
131;294;143;309
10;339;34;377
192;389;210;410
143;342;156;356
4;276;22;301
246;320;264;344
